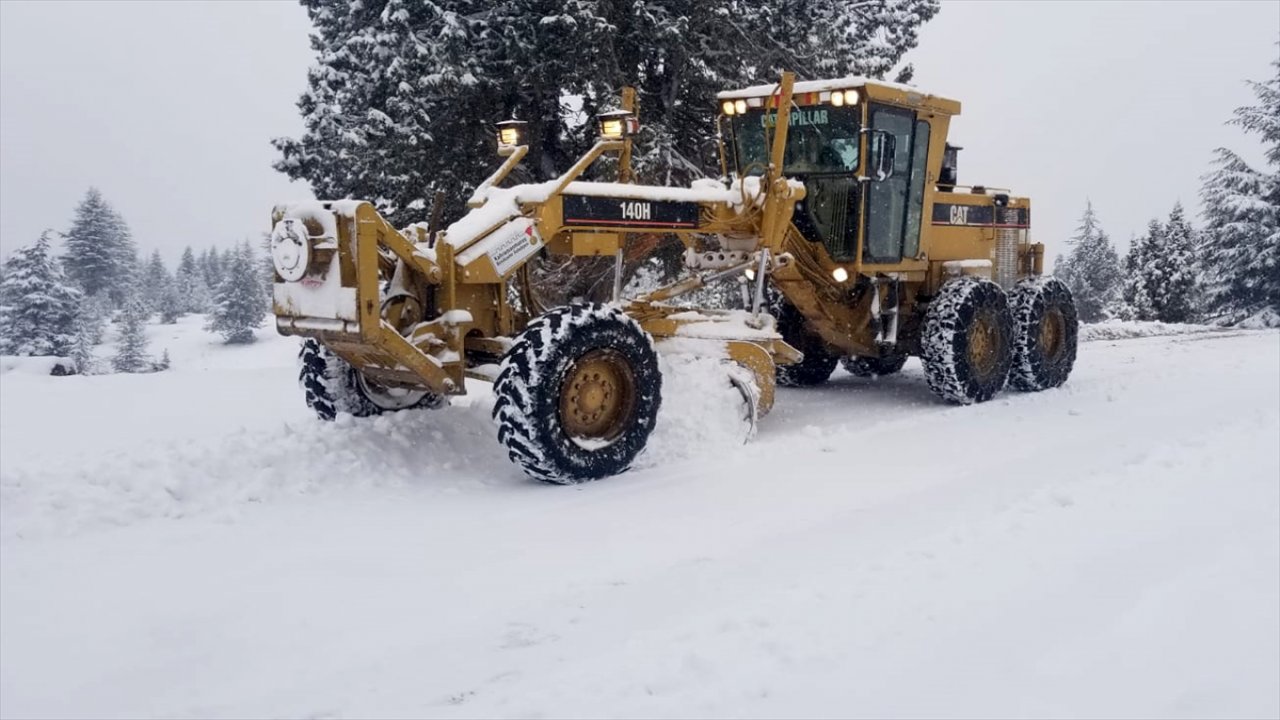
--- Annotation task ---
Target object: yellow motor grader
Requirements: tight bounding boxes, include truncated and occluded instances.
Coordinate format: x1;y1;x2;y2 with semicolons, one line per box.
270;72;1078;483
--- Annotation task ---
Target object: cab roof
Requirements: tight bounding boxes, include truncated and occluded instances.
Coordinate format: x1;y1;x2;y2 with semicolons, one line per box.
716;76;961;115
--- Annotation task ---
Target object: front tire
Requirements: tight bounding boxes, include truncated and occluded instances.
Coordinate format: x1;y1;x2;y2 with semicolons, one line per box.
492;304;662;483
768;289;838;387
921;277;1014;405
1009;277;1078;391
298;338;446;421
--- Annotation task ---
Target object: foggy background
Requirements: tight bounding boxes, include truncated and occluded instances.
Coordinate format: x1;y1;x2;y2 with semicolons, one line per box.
1;0;1277;264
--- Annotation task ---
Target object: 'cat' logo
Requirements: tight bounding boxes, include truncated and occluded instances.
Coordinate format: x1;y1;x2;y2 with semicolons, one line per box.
949;205;970;225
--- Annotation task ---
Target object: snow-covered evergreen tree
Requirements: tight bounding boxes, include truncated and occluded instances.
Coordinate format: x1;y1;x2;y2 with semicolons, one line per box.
159;282;183;324
141;250;172;314
206;241;267;344
78;291;113;345
69;315;98;374
111;297;151;373
1118;206;1198;323
0;231;83;358
200;246;225;291
1119;223;1159;322
1152;203;1200;323
175;246;211;313
1055;201;1123;323
107;208;140;307
274;0;940;227
1198;53;1280;325
220;247;236;285
62;188;136;306
259;232;277;300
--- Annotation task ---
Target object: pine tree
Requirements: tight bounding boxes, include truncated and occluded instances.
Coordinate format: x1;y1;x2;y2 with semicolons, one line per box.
141;250;172;314
1151;203;1200;323
1055;201;1123;323
259;232;277;300
197;248;213;286
70;315;98;374
175;246;211;313
203;245;226;289
220;247;236;285
111;297;151;373
0;231;83;357
1198;53;1280;325
159;282;183;324
206;241;267;344
62;188;136;306
274;0;941;227
106;208;140;307
1120;222;1160;322
79;291;113;344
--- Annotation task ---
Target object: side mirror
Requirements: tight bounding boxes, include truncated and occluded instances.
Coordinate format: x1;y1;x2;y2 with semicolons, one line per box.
868;130;897;181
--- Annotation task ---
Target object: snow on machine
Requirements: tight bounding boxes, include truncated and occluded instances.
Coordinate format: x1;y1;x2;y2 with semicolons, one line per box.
270;73;1077;483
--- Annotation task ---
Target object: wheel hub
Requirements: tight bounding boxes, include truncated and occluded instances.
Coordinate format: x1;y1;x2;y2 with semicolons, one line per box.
968;310;1001;377
560;349;635;441
1041;307;1065;360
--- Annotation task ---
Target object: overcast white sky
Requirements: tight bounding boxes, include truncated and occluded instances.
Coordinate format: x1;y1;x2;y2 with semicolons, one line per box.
1;0;1277;265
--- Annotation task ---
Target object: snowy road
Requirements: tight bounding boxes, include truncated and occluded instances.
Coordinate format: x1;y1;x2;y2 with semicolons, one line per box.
2;323;1278;718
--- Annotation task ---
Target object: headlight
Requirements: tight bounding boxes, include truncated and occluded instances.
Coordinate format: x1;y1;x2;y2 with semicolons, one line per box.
496;119;527;149
597;110;639;139
831;267;849;283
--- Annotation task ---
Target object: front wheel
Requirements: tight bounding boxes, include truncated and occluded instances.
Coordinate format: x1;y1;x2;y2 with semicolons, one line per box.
768;288;838;387
1009;277;1078;391
492;304;662;483
921;277;1014;405
298;339;446;421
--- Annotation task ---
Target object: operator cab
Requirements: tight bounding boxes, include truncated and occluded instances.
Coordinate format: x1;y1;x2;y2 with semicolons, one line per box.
719;79;959;266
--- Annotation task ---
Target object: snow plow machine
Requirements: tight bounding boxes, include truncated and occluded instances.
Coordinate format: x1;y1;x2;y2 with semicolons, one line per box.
270;72;1078;483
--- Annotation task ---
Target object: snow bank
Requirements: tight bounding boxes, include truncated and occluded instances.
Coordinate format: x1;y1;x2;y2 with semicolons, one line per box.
1079;320;1226;342
0;399;509;540
0;355;73;376
1237;308;1280;329
641;354;753;468
4;311;1273;542
0;353;752;540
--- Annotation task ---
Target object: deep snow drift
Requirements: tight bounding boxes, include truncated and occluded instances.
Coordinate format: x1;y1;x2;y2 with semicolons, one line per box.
1;317;1277;719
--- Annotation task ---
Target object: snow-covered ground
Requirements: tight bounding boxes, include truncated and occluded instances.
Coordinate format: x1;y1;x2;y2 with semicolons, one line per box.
1;317;1277;719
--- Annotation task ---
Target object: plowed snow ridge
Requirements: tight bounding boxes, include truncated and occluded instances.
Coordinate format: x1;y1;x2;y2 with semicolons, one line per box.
0;349;752;539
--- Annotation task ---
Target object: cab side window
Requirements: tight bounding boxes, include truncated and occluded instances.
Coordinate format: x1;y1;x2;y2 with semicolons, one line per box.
903;120;931;258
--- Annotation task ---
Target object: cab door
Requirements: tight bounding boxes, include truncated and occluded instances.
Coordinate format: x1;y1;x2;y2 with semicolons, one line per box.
863;105;931;263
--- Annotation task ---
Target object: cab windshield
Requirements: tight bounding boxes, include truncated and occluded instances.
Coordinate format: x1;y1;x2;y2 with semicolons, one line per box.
729;105;861;176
